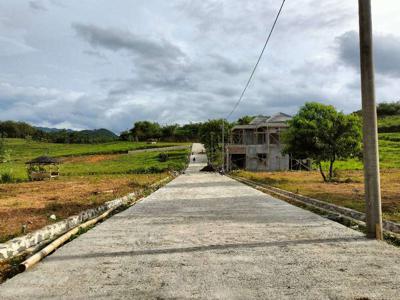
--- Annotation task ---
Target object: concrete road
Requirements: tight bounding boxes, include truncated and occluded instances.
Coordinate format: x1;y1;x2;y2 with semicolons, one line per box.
1;143;400;299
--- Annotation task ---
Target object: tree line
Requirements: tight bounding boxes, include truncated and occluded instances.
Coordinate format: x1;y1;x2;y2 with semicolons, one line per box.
120;122;202;142
120;115;255;142
1;100;398;149
353;100;400;117
0;121;47;140
0;121;117;144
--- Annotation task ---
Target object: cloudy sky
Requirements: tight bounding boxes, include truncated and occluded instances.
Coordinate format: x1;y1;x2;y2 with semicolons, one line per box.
0;0;399;133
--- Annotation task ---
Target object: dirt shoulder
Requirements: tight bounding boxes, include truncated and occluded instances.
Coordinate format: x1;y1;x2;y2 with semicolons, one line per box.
0;173;168;243
233;169;400;223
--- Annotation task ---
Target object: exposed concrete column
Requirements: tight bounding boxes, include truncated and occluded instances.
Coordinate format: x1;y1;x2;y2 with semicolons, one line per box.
358;0;383;239
226;148;230;171
266;127;270;170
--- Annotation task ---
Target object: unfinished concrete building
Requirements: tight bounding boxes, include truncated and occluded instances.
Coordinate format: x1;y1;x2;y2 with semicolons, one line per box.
226;113;291;172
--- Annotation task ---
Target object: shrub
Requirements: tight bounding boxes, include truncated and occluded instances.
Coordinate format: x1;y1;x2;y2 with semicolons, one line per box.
128;166;164;174
1;149;12;163
1;172;14;183
158;153;169;162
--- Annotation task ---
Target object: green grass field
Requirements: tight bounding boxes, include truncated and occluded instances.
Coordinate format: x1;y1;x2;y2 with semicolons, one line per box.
4;139;184;160
379;132;400;142
61;150;190;176
0;139;190;181
320;132;400;171
378;115;400;132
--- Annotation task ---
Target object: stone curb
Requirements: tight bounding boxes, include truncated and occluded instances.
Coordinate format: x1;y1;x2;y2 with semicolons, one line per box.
230;175;400;235
0;193;136;261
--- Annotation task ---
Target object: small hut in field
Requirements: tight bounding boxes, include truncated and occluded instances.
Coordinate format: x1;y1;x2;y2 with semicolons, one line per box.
26;156;61;181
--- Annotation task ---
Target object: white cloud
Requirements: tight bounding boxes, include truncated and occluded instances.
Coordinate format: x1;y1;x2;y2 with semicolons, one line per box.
0;0;399;132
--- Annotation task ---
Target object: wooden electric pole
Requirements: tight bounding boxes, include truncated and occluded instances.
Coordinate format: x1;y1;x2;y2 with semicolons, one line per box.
210;132;214;164
222;120;225;172
358;0;383;239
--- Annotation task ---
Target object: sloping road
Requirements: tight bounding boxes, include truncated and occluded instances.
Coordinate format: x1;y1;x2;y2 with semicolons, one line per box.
1;144;399;299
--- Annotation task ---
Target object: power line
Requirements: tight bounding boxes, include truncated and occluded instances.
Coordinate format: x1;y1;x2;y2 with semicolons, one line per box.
226;0;287;119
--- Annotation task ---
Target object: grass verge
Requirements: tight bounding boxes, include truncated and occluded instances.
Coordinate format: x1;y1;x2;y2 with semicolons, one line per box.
232;169;400;223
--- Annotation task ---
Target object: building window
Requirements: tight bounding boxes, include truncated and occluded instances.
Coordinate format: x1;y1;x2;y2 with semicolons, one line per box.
257;133;265;144
269;133;280;144
258;153;267;161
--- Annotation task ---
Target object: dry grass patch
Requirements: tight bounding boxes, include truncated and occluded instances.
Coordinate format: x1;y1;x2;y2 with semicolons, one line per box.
0;173;168;242
61;154;121;164
234;169;400;223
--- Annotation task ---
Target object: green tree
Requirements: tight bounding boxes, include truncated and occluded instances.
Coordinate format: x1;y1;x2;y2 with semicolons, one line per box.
199;119;231;165
283;102;362;182
119;130;133;141
377;101;400;116
236;115;255;125
0;120;40;138
161;124;179;141
130;121;161;141
175;123;202;142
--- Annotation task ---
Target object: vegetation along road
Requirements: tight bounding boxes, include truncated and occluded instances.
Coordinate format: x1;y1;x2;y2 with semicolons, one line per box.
1;144;399;299
0;139;190;247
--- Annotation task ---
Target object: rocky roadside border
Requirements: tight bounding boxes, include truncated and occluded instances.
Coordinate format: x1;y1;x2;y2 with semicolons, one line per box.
0;175;173;262
229;175;400;245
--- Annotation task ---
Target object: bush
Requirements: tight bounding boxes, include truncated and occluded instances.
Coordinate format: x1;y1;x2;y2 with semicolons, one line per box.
377;101;400;117
1;172;14;183
158;153;169;162
128;166;165;174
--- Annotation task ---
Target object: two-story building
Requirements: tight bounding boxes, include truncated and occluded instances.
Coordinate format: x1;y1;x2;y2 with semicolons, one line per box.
226;112;292;171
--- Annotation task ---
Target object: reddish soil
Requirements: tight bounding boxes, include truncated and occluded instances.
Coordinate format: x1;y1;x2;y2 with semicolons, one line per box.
61;154;120;164
235;169;400;222
0;173;167;242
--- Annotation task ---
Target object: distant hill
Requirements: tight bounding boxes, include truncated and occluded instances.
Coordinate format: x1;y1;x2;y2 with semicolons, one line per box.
35;127;117;139
43;128;118;144
76;129;118;140
34;127;74;133
0;120;118;144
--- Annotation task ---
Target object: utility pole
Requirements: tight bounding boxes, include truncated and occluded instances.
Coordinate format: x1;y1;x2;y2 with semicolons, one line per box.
210;132;214;165
358;0;383;240
222;120;225;172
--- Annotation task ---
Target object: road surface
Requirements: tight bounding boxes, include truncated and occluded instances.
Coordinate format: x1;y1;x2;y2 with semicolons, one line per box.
1;143;399;299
